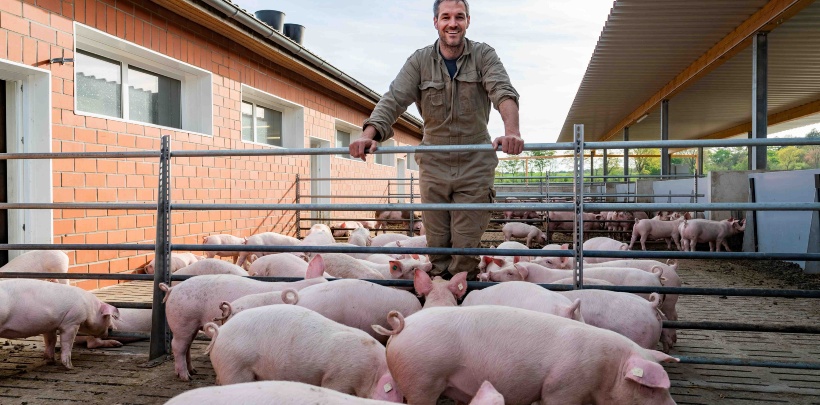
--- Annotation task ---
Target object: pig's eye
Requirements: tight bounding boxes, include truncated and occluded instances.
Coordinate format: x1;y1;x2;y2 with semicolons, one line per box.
392;265;398;270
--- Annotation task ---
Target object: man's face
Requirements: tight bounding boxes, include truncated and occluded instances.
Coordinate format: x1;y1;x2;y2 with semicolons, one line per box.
434;1;470;48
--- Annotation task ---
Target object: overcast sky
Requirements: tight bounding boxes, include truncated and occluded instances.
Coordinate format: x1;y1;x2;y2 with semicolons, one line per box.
233;0;819;145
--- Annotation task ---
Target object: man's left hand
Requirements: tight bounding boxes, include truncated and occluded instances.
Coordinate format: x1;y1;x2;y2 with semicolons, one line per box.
492;135;524;155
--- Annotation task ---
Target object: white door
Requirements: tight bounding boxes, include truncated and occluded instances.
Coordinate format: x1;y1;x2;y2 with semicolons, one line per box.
310;138;330;224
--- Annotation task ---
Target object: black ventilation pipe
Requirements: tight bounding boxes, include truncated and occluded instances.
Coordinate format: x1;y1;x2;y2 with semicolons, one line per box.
254;10;285;32
284;23;305;45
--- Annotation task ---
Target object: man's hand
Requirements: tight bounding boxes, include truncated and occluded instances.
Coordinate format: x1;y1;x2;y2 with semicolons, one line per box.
349;125;380;161
492;135;524;155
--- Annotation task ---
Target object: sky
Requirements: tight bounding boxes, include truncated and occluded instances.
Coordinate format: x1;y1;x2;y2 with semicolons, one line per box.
232;0;819;145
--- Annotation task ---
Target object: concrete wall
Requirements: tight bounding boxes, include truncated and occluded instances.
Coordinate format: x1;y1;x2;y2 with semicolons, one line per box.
706;171;764;220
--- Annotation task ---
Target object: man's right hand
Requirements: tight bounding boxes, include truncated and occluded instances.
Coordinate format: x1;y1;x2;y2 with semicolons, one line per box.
349;125;380;161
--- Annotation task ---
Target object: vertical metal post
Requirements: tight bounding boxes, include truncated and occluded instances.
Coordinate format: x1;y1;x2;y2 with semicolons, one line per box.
749;177;759;252
572;124;585;290
149;135;171;361
602;149;608;201
408;173;415;236
295;174;301;239
747;131;753;170
752;31;768;170
698;146;704;176
661;99;670;177
623;126;630;181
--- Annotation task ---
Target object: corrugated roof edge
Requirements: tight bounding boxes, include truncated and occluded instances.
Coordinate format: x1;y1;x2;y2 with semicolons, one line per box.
201;0;424;130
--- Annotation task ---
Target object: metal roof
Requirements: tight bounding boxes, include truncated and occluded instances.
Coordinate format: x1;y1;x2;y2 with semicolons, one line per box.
558;0;820;143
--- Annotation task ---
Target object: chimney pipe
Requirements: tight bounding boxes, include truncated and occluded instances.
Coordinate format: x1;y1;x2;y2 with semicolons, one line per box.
283;23;305;45
254;10;285;32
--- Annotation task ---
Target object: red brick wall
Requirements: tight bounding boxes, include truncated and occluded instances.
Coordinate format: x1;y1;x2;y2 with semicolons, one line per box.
0;0;420;290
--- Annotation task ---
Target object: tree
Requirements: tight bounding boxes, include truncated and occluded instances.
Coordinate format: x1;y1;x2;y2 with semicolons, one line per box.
807;128;820;138
632;148;660;174
528;150;551;175
776;146;806;170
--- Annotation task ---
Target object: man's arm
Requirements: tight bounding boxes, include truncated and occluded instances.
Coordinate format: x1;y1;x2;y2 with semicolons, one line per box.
492;98;524;155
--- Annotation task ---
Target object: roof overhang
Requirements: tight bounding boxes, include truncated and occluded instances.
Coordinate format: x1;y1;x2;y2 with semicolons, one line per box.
558;0;820;144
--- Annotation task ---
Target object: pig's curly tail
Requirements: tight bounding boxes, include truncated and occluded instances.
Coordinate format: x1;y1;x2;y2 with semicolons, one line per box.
371;310;405;336
203;322;220;355
158;283;172;304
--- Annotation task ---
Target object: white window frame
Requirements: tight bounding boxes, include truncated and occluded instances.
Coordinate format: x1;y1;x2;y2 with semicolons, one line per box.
407;152;420;171
335;119;362;160
375;139;395;167
74;23;213;135
241;85;304;149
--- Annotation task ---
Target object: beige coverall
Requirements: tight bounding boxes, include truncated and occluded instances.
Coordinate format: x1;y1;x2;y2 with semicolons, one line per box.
363;38;519;277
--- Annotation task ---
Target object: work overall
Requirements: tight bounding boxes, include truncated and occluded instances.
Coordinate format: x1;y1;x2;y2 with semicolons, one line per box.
363;38;519;277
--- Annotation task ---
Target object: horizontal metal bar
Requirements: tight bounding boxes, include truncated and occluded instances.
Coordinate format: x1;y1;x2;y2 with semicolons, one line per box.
663;321;820;334
301;195;395;199
545;174;705;179
106;331;151;339
0;151;160;160
580;249;820;261
170;202;819;212
0;203;156;209
588;137;819;150
0;272;154;281
0;244;157;251
302;177;408;181
170;143;575;158
105;302;153;309
674;356;820;370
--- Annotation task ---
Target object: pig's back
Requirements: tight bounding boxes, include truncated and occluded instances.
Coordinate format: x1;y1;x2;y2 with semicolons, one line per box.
166;380;396;405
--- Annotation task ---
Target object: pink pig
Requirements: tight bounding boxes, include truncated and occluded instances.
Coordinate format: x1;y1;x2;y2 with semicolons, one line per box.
582;237;628;263
0;250;69;284
501;222;546;248
236;232;301;268
247;253;310;277
370;233;410;247
461;281;584;322
679;218;746;252
171;258;248;285
413;269;468;308
309;254;385;280
214;288;299;324
160;274;326;380
0;279;119;369
144;252;203;275
629;218;684;251
373;306;678;404
78;308;152;349
201;234;245;263
204;305;403;402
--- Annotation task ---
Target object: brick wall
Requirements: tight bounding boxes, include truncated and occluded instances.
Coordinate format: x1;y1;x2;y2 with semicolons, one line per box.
0;0;420;289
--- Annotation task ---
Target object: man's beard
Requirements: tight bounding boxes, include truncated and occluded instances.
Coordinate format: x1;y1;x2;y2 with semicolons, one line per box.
439;33;465;52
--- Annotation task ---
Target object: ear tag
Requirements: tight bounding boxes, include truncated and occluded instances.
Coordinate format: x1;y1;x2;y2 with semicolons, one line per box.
631;367;644;378
457;283;464;291
384;383;393;392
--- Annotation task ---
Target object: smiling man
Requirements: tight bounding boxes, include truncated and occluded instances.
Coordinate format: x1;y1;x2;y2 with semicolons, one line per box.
349;0;523;279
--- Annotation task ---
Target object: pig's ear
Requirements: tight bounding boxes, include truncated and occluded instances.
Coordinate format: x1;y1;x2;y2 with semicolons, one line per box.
566;298;582;320
646;349;680;364
100;303;120;320
448;272;468;299
491;258;505;267
482;256;493;265
389;261;404;279
560;257;569;266
411;254;419;260
514;263;529;280
624;356;672;389
305;255;325;279
413;269;433;297
561;244;569;250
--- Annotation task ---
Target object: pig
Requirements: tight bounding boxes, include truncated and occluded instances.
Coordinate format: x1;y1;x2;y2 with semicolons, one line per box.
365;253;422;264
77;308;152;349
679;218;746;252
413;269;468;308
0;279;119;369
0;250;69;284
161;274;327;380
291;278;422;344
247;253;309;277
502;222;546;248
373;306;678;405
203;305;403;402
308;254;384;280
201;234;245;263
582;237;628;263
359;220;377;230
332;221;363;237
309;223;333;235
461;281;584;322
384;235;428;249
171;258;248;285
374;210;416;235
294;228;337;260
545;212;601;240
561;290;664;351
236;232;301;268
629;218;684;251
360;257;433;280
348;227;372;247
413;221;425;236
551;277;614;286
144;252;203;275
371;233;410;247
214;288;299;324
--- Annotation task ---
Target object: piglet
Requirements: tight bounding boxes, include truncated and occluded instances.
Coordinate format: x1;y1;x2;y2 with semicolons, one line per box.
201;234;245;263
348;227;372;247
144;252;202;275
582;237;628;263
501;222;546;247
309;253;384;280
171;258;248;285
214;289;299;324
413;269;468;308
0;250;69;284
247;253;309;277
78;308;152;349
461;281;584;322
370;233;410;247
373;306;678;404
236;232;301;268
203;305;403;402
0;279;119;369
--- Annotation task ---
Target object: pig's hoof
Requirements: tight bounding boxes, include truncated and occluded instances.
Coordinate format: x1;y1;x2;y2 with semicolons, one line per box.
61;359;73;369
190;367;198;375
97;339;124;349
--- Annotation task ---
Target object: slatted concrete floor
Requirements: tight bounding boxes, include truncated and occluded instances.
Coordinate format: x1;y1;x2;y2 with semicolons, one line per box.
0;259;818;404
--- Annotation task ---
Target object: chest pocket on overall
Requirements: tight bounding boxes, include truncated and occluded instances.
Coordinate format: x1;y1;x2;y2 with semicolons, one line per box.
419;81;446;122
457;70;482;116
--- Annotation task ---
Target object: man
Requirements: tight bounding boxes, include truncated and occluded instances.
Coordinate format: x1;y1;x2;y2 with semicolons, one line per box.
349;0;523;279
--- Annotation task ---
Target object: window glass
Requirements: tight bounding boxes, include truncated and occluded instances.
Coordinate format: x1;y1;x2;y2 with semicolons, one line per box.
336;129;351;158
75;50;122;118
128;66;181;128
255;104;283;146
241;101;254;142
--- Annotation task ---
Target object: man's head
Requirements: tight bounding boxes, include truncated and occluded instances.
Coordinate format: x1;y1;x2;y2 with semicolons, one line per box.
434;0;470;50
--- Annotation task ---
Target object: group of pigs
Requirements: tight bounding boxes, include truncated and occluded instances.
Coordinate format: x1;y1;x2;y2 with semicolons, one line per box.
630;212;746;252
0;223;681;404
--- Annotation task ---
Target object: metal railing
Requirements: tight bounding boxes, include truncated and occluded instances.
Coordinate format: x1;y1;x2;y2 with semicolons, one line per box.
0;130;817;371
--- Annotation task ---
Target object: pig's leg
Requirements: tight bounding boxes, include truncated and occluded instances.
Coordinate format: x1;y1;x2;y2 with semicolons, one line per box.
42;330;58;362
172;331;198;380
58;324;79;369
215;361;255;385
708;241;715;252
397;374;447;405
85;337;124;349
641;234;649;251
720;239;731;252
235;252;249;268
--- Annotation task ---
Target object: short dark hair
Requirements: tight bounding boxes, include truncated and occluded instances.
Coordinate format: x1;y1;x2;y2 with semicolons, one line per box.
433;0;470;18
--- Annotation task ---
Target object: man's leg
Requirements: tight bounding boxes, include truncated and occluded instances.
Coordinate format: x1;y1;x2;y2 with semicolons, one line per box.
419;169;453;277
448;176;495;279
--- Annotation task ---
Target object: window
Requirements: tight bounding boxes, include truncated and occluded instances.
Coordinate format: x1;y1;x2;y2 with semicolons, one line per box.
335;119;363;160
407;152;420;170
375;139;395;166
74;23;212;135
242;101;283;146
241;85;304;149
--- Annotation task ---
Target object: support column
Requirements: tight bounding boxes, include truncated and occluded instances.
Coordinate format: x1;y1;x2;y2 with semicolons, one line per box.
603;149;609;177
752;31;768;170
661;99;670;176
698;146;704;175
623;127;630;180
747;131;753;170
